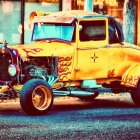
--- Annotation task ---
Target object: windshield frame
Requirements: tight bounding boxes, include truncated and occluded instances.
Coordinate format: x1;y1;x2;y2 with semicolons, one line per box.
31;22;76;43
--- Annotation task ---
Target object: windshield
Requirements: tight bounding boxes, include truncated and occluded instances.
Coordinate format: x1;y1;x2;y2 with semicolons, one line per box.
32;23;75;42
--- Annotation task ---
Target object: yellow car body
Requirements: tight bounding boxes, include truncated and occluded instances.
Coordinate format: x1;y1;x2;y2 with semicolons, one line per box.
12;10;140;88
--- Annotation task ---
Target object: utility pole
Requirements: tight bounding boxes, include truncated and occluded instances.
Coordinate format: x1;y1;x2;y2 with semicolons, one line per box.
62;0;72;11
59;0;62;11
84;0;94;12
21;0;25;44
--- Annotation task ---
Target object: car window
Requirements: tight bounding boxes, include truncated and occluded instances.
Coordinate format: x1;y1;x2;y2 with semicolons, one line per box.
79;20;106;42
32;23;75;42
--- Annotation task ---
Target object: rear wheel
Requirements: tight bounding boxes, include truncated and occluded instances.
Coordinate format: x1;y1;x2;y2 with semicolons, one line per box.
131;82;140;106
20;79;53;115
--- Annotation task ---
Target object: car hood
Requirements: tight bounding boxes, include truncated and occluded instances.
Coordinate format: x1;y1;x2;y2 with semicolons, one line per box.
11;41;75;58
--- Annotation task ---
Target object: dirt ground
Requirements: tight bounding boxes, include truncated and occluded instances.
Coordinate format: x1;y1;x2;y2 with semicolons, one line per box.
0;93;134;111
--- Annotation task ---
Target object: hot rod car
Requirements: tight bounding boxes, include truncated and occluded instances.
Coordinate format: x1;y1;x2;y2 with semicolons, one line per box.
0;10;140;115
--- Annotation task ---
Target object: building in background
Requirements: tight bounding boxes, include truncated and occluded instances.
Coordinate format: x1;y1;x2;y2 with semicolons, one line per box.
0;1;21;44
0;0;60;44
76;0;138;45
24;0;59;43
0;0;139;46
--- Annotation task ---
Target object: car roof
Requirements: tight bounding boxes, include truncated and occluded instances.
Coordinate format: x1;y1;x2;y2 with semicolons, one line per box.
48;10;107;19
33;10;108;23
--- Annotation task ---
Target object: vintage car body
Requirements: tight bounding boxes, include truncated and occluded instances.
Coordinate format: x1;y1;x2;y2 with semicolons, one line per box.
0;10;140;115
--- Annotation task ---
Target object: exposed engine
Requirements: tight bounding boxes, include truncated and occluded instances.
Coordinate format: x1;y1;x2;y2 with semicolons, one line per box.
21;56;58;84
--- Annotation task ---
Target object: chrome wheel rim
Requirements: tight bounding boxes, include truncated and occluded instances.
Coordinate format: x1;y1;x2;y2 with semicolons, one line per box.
32;85;52;110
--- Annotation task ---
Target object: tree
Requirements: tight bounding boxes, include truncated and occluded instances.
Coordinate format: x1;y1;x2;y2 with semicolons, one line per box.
123;0;136;44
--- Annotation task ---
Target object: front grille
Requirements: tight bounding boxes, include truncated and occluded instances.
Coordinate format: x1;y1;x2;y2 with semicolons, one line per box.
0;53;12;82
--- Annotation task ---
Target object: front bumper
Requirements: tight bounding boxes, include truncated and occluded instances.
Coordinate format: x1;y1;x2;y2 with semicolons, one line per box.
0;85;22;99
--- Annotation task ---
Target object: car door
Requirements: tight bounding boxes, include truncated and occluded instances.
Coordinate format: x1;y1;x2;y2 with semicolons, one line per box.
75;19;109;80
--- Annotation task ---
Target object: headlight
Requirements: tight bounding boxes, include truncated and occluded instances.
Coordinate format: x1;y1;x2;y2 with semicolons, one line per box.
8;64;19;77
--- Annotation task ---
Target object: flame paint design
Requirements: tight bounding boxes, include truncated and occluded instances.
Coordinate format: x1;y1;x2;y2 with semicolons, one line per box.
22;48;43;56
58;56;72;81
107;69;115;78
121;75;140;87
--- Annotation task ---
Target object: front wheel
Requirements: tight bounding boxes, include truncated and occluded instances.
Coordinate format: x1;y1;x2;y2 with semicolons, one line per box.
131;82;140;106
20;79;53;115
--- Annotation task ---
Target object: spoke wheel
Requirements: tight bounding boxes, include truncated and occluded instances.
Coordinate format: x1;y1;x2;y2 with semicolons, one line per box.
32;85;52;111
20;79;53;115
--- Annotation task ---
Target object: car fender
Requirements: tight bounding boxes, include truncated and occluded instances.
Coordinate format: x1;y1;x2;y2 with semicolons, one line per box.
121;64;140;87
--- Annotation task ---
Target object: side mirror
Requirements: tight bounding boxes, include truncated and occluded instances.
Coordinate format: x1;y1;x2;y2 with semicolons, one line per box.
78;25;83;31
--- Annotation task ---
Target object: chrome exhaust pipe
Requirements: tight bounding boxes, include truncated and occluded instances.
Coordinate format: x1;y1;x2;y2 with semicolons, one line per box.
53;90;96;97
53;88;114;97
